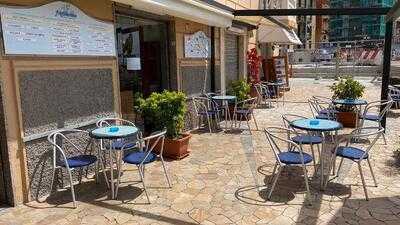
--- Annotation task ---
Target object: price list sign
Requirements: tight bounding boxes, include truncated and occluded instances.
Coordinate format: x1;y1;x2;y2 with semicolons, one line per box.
0;1;116;56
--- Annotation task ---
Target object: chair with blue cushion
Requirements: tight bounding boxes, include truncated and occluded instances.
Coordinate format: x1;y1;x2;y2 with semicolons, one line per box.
233;97;259;134
47;129;99;208
282;114;322;172
254;83;274;108
389;86;400;108
359;100;393;145
328;127;384;200
309;96;337;120
264;127;313;200
121;130;171;203
192;97;221;133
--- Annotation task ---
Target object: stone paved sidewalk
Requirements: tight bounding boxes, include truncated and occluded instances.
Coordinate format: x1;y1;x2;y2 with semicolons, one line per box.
1;78;400;225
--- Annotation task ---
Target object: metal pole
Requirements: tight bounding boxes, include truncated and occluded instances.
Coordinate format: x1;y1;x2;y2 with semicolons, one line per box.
380;20;393;129
210;27;216;92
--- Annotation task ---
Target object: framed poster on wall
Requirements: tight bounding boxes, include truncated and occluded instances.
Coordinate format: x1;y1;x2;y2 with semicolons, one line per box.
184;31;210;58
0;1;116;56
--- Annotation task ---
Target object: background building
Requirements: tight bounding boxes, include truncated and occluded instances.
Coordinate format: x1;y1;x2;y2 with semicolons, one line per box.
329;0;394;42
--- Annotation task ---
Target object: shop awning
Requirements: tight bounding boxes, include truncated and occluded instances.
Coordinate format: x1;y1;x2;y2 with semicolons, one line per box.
114;0;233;27
258;24;302;45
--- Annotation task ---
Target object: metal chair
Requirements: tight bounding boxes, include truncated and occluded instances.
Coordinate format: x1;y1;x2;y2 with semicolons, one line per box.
96;118;141;188
328;127;384;200
232;97;259;133
389;86;400;108
359;100;393;144
121;130;171;203
48;129;99;208
192;97;220;133
254;83;274;108
309;97;337;120
282;114;322;172
264;127;313;200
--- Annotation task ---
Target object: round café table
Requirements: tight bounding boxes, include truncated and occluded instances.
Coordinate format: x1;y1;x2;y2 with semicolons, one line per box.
212;95;236;128
290;118;343;189
90;125;139;199
333;99;367;127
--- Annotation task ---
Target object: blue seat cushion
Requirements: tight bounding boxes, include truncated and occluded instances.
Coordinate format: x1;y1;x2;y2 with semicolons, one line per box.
292;135;323;144
278;151;313;165
361;114;379;121
111;140;136;150
236;109;252;115
123;151;157;165
316;114;332;120
319;109;338;115
59;155;97;168
336;146;368;160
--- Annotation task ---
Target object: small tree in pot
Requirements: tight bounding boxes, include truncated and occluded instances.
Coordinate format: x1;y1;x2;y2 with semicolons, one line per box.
330;76;365;127
135;90;190;159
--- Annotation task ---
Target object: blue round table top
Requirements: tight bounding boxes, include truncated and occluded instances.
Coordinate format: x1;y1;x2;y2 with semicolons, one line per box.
333;99;367;105
212;95;237;101
290;119;342;132
90;125;139;139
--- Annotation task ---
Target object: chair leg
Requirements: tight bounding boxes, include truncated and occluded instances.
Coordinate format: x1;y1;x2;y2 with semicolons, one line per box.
252;113;259;130
310;144;317;173
382;132;388;145
302;164;312;203
268;167;282;199
95;161;100;184
245;115;252;134
268;163;278;185
367;158;378;187
98;150;110;188
206;115;212;133
336;157;344;176
138;165;150;203
115;151;124;198
67;169;77;208
160;156;172;188
357;162;369;200
49;167;56;193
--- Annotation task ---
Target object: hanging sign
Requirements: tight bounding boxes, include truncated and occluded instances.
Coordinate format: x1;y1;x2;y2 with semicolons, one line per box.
0;1;116;56
184;31;210;58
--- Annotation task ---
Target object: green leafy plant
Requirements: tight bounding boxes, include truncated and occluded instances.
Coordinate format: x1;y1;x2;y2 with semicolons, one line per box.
135;90;187;139
227;79;250;102
330;76;365;100
330;76;365;112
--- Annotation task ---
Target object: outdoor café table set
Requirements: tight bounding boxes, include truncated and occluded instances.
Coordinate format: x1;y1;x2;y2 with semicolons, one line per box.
48;118;172;208
289;98;369;190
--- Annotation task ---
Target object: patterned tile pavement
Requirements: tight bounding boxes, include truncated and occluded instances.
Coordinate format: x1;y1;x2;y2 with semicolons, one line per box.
1;78;400;225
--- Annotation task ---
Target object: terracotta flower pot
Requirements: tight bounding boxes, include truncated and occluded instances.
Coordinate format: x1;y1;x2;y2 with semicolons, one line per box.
336;111;358;128
153;133;191;160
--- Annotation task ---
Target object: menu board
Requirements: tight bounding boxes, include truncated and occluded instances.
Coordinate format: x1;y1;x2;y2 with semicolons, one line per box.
0;1;116;56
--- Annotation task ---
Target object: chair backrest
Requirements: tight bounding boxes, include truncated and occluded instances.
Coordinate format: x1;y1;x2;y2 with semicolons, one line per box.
136;129;167;164
362;100;393;122
236;97;258;110
281;114;308;128
264;127;306;166
389;86;400;100
47;129;91;169
336;127;384;160
192;96;210;114
96;118;136;128
308;98;335;119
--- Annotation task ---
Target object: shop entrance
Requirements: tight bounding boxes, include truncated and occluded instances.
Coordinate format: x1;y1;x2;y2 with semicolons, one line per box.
115;13;169;118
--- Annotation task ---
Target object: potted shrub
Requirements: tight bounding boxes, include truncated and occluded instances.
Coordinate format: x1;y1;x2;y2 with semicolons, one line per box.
135;90;191;159
330;76;365;127
227;79;251;120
